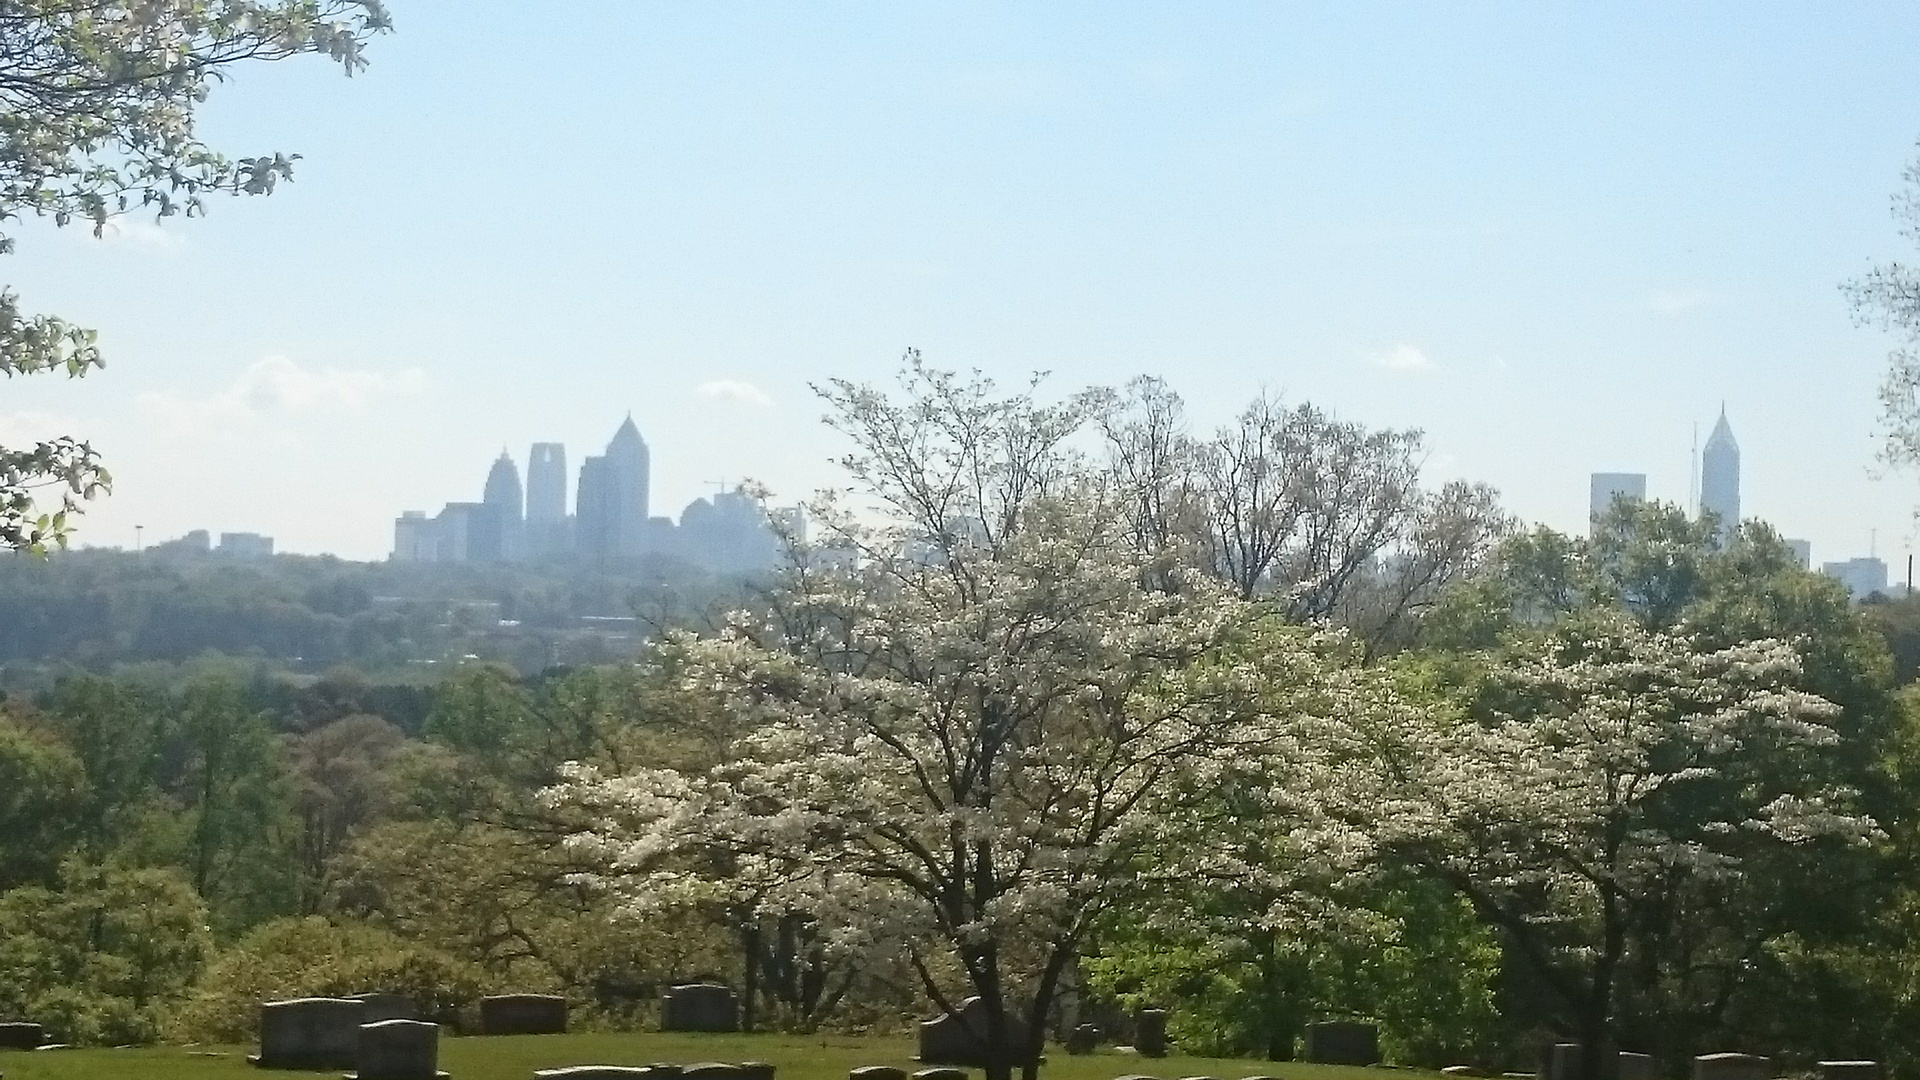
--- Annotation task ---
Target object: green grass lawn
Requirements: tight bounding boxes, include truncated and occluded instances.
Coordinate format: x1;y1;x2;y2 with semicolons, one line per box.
0;1032;1439;1080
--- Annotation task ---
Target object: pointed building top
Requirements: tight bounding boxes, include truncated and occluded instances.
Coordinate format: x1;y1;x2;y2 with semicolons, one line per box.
1706;408;1737;453
610;413;645;447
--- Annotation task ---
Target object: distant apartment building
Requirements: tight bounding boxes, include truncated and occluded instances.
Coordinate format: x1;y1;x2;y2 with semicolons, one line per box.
149;528;212;555
392;511;437;562
1822;557;1889;601
217;532;274;558
1785;539;1812;571
1589;472;1646;531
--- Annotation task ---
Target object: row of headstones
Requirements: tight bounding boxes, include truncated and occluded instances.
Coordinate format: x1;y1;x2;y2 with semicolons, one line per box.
1539;1044;1882;1080
255;982;746;1070
258;1018;444;1080
532;1065;775;1080
254;993;568;1069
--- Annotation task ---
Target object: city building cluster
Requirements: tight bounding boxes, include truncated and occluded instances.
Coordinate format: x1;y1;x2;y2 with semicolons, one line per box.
1588;408;1895;601
391;415;803;575
146;529;275;558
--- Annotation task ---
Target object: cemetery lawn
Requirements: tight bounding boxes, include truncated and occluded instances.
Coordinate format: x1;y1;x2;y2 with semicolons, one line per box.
0;1032;1441;1080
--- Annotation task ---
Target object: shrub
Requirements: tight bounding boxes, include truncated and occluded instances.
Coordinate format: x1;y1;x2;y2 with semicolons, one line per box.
168;916;488;1043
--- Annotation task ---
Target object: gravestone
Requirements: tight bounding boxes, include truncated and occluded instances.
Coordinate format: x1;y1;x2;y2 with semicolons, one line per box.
851;1069;908;1080
1066;1024;1100;1055
1114;1074;1164;1080
480;994;567;1035
1443;1068;1484;1077
1133;1010;1168;1059
533;1070;657;1080
918;997;1036;1067
1540;1042;1581;1080
352;1018;445;1080
1304;1021;1380;1066
1820;1064;1881;1080
660;984;740;1033
1693;1054;1772;1080
912;1070;969;1080
355;994;419;1023
738;1062;776;1080
682;1065;743;1080
0;1024;42;1050
251;997;365;1069
1620;1053;1658;1080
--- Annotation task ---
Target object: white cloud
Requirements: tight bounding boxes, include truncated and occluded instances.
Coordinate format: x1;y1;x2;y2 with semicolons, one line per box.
0;409;77;445
1649;289;1710;315
1372;343;1436;372
697;379;773;407
140;355;428;429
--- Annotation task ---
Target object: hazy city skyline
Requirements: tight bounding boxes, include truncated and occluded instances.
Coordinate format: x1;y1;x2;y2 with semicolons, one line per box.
0;4;1915;563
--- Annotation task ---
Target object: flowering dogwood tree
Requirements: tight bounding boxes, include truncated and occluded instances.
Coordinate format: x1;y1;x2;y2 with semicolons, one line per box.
1345;620;1876;1080
548;360;1365;1080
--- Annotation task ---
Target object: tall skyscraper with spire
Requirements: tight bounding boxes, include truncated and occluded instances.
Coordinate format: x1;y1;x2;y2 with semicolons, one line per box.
575;415;651;558
1700;407;1740;543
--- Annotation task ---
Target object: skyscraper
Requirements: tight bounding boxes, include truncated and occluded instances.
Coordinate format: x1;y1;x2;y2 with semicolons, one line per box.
1589;472;1646;533
576;454;612;556
526;443;567;523
526;442;568;556
575;415;651;558
1700;407;1740;543
606;415;650;555
483;449;523;523
482;449;524;560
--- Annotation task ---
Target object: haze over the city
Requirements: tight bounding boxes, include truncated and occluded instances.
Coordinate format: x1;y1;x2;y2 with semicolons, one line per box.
2;2;1916;564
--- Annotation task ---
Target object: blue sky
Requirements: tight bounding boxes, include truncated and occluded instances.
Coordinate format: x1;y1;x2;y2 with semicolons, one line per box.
5;2;1920;565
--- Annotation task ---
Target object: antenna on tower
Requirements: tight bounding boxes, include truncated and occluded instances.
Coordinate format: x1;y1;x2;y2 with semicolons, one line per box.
1689;422;1699;516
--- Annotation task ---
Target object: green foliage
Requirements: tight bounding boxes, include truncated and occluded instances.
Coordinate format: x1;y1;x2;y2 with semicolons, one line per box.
0;547;765;684
40;675;177;851
177;678;299;933
1084;875;1502;1067
168;916;487;1044
0;713;89;888
0;861;210;1044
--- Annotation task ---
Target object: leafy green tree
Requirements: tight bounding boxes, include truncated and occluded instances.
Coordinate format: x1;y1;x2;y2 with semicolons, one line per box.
0;861;210;1044
41;675;176;852
177;676;297;932
0;713;87;888
287;714;405;911
0;1;390;552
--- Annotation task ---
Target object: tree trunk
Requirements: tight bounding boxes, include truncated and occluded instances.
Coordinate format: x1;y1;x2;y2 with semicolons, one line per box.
740;921;760;1035
1256;928;1305;1060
